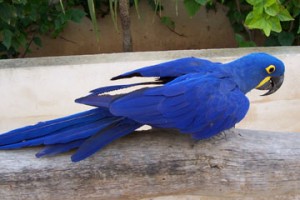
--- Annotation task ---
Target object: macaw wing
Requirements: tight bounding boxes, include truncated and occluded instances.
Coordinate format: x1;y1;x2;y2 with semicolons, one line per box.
111;57;221;80
109;73;250;140
77;57;220;103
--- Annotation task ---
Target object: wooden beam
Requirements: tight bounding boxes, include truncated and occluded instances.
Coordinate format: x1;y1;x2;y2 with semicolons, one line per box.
0;128;299;200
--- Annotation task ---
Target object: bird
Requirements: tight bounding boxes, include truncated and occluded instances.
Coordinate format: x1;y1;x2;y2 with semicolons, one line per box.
0;52;285;162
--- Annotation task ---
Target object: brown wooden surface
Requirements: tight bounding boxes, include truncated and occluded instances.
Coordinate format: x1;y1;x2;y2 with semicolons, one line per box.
0;128;299;200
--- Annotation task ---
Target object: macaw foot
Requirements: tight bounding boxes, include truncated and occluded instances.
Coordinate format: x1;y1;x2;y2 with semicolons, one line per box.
212;131;228;141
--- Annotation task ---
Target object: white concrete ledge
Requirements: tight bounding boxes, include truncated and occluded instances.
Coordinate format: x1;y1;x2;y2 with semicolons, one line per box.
1;46;300;68
0;47;299;133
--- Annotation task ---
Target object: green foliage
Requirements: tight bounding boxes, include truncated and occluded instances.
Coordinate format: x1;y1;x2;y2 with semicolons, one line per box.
184;0;212;17
109;0;119;31
244;0;299;45
147;0;176;32
160;16;175;30
184;0;201;16
278;31;295;45
87;0;100;40
245;0;293;36
1;0;299;59
86;0;140;40
183;0;299;46
0;0;85;59
235;33;256;47
134;0;300;46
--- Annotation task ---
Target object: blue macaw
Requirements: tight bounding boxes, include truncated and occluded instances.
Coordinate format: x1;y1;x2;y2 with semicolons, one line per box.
0;53;285;162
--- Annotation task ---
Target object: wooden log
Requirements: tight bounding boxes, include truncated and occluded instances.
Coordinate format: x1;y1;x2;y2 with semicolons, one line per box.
0;128;299;200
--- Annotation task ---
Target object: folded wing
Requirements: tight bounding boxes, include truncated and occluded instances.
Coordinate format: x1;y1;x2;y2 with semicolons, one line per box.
109;73;250;139
111;57;220;80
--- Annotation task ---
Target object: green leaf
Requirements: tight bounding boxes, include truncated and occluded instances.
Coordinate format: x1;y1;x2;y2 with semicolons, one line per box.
245;11;255;26
0;3;15;24
291;0;300;17
15;32;27;48
59;0;65;14
69;9;85;23
2;29;13;49
87;0;100;40
245;12;272;36
278;31;295;46
40;24;50;34
235;34;256;47
245;11;263;28
234;33;244;44
246;0;261;6
265;35;280;46
261;23;272;36
12;0;27;4
184;0;201;17
245;0;255;6
134;0;140;19
277;8;294;21
264;3;279;16
160;16;175;30
33;36;42;47
264;0;277;8
195;0;208;6
109;0;119;32
268;16;282;33
252;4;264;16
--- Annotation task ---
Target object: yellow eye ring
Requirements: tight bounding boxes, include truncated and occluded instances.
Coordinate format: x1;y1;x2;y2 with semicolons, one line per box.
266;65;276;74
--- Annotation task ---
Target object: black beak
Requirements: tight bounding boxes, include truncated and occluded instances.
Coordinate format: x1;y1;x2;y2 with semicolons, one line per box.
256;75;284;96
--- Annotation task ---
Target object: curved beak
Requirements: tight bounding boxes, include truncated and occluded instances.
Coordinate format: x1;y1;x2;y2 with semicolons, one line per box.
256;75;284;96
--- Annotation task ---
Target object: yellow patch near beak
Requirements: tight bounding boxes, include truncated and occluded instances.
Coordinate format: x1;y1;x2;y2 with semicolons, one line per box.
256;76;271;88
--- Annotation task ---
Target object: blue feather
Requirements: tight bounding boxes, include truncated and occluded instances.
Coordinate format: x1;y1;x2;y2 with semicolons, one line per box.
0;108;108;146
43;117;121;144
1;120;110;149
36;139;85;158
90;82;162;95
111;57;220;80
71;119;141;162
75;94;117;107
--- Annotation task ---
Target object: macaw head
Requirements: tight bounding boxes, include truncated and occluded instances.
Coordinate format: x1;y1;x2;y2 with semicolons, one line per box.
224;52;285;95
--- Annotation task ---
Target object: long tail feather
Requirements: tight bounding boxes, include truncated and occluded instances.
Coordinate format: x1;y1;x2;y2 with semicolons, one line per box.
0;108;110;147
43;117;122;145
0;117;121;149
36;139;85;158
71;119;141;162
0;107;142;162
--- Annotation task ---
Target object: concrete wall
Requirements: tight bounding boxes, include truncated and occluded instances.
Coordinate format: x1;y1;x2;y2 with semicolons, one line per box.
27;1;237;57
1;47;299;134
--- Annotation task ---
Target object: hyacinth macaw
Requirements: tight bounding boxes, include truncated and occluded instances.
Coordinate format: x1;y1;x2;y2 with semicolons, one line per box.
0;53;285;162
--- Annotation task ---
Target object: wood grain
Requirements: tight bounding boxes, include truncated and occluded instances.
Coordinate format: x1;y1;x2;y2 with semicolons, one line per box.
0;128;299;200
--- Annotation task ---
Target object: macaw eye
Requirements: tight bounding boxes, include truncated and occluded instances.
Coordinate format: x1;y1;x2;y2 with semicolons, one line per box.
266;65;276;74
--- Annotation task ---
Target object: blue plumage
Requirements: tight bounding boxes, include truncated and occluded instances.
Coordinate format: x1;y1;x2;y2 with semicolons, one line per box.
0;53;285;162
111;57;220;80
71;119;141;162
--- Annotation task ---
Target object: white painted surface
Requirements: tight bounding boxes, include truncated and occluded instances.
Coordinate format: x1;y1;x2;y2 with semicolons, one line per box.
0;47;299;133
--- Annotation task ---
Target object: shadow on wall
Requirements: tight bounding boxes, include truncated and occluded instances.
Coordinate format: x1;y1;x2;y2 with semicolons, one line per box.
27;1;237;57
